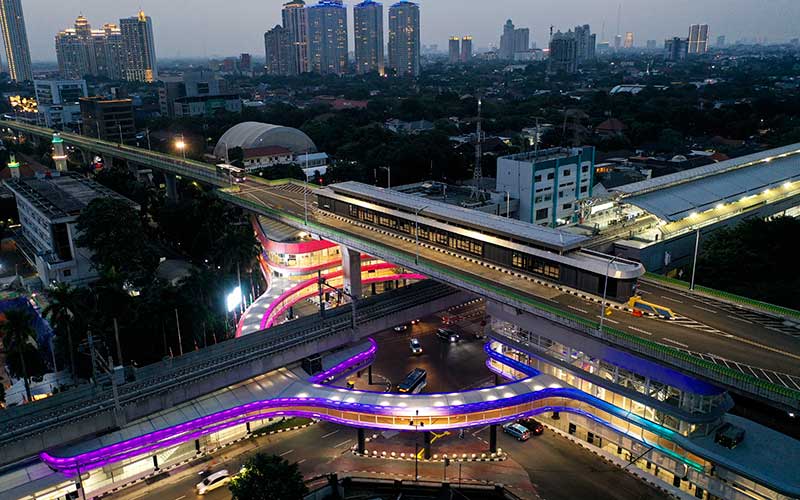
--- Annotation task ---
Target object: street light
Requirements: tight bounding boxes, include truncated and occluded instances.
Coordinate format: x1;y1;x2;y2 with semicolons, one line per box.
599;256;618;332
413;205;429;265
690;228;701;290
175;134;186;159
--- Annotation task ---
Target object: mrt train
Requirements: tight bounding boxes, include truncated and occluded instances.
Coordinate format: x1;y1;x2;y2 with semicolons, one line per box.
316;182;644;302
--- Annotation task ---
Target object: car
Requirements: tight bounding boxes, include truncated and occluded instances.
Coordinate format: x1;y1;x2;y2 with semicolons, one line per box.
436;328;459;343
410;319;421;325
393;323;409;332
473;332;487;340
502;423;531;441
410;338;422;354
196;470;230;494
518;418;544;435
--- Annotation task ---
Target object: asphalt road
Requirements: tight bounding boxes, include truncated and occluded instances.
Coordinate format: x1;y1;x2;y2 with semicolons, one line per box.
230;182;800;379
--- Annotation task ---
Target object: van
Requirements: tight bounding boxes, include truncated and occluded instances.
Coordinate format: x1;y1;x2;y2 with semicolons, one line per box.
503;422;531;441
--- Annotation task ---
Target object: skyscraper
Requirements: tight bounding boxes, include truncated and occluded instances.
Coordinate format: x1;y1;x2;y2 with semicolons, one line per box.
264;25;289;76
574;24;596;63
56;16;124;81
624;32;634;49
448;36;460;64
388;0;420;77
282;0;309;75
308;0;348;76
354;0;384;75
716;35;726;48
549;30;577;74
499;19;515;59
460;36;473;63
688;24;709;54
120;10;158;82
646;39;657;50
665;37;688;61
0;0;33;81
514;28;530;53
614;34;622;51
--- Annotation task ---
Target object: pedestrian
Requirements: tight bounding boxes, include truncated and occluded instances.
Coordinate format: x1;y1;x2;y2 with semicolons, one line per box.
459;429;465;439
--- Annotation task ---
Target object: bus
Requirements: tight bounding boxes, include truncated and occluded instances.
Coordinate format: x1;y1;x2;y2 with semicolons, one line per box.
397;368;427;394
216;163;247;184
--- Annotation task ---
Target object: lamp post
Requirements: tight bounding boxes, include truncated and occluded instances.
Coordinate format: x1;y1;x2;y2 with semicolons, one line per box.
176;134;186;159
413;206;429;265
690;228;700;291
599;256;618;331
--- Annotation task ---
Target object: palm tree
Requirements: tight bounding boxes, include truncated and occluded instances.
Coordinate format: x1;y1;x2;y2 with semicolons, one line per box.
42;282;79;377
0;308;37;402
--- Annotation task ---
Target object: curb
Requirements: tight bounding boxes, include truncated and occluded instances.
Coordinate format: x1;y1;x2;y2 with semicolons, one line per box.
351;448;507;463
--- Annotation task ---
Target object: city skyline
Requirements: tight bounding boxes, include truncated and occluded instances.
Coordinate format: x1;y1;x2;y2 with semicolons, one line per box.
17;0;800;61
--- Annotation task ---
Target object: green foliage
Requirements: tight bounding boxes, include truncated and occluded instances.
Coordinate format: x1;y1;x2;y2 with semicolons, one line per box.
0;308;43;401
229;454;307;500
696;217;800;310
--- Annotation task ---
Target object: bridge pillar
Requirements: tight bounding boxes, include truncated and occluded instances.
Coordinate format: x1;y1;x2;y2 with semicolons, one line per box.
423;431;432;459
51;134;68;171
340;246;362;299
165;173;179;202
357;428;366;454
102;154;115;169
489;424;498;453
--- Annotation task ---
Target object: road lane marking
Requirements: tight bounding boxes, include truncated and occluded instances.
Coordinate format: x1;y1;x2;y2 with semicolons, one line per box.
627;326;653;336
596;315;620;325
472;426;488;436
297;458;307;464
726;314;753;324
568;305;589;314
321;429;340;439
638;289;651;295
173;496;186;500
661;296;684;304
661;338;689;348
334;439;353;448
280;449;295;456
693;305;718;314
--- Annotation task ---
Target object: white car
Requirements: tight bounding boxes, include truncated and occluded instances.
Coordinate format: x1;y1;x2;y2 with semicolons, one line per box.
410;338;422;354
196;470;230;495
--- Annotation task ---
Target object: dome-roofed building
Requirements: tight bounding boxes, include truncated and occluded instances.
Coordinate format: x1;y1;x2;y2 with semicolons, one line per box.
214;122;317;159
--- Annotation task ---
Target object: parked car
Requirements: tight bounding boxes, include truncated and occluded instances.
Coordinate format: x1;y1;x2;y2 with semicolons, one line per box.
517;418;544;435
502;423;531;441
410;338;423;355
196;470;230;494
436;328;459;343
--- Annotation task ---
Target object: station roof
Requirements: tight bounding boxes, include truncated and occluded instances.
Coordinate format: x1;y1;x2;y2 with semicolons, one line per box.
327;182;587;251
214;121;316;158
613;143;800;222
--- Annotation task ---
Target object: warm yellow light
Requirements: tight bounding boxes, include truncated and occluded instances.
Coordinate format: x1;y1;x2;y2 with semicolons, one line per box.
175;140;186;150
715;203;724;210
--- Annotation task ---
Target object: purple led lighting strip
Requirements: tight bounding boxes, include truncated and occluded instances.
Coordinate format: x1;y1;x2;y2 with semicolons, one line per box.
309;338;378;384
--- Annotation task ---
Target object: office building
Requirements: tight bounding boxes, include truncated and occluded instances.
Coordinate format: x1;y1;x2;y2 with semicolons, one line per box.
80;96;136;144
448;36;460;64
688;24;709;54
55;16;125;81
34;79;87;129
460;36;473;63
308;0;348;76
354;0;384;75
574;24;596;63
716;35;726;48
239;53;252;75
4;171;138;286
646;39;657;50
549;29;577;74
0;0;33;81
624;32;634;49
388;0;420;77
173;94;242;117
665;37;688;61
158;69;239;118
264;25;289;76
282;0;309;75
120;10;158;82
614;34;622;51
496;147;595;227
499;19;530;60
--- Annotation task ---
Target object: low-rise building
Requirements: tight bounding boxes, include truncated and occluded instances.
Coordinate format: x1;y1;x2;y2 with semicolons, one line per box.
173;94;242;117
241;146;294;170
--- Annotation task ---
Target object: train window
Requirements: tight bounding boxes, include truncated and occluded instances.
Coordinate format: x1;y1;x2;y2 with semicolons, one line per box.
349;205;358;217
418;226;429;240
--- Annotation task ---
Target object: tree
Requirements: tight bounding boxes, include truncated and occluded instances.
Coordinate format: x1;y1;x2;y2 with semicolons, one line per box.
229;454;307;500
42;282;80;377
0;308;38;402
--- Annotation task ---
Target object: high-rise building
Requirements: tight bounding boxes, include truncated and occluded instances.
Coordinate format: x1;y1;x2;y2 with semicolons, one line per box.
460;36;473;63
549;30;577;74
499;19;515;59
120;10;158;82
264;25;289;76
448;36;460;64
614;34;622;51
354;0;384;75
34;79;88;129
665;37;688;61
716;35;726;48
388;0;420;77
688;24;709;54
514;28;530;53
574;24;596;63
624;32;634;49
282;0;309;75
646;39;657;50
239;53;252;74
0;0;33;81
56;17;124;81
308;0;348;76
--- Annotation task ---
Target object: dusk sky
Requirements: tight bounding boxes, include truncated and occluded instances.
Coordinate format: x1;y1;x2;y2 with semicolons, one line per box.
23;0;800;61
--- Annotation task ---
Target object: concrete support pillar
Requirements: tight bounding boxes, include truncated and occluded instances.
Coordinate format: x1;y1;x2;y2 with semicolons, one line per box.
357;428;366;454
340;246;362;298
51;134;68;172
423;431;432;460
165;173;179;202
489;424;498;453
102;155;114;169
